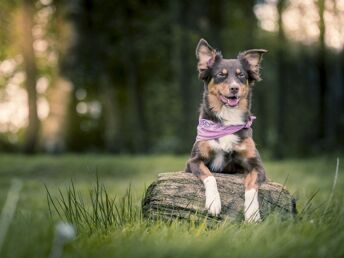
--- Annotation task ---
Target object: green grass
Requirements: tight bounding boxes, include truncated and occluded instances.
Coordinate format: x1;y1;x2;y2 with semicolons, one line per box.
0;154;343;258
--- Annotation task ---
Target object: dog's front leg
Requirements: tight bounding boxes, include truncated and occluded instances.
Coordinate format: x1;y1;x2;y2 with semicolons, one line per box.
244;170;261;222
187;157;221;216
235;138;265;222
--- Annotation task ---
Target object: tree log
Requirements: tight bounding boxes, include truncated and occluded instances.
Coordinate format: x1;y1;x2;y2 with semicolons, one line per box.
142;172;297;222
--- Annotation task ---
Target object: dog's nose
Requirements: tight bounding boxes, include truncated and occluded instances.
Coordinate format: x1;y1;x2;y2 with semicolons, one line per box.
230;86;239;94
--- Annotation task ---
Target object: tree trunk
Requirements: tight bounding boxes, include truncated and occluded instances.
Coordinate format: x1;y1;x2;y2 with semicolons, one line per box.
20;0;39;154
176;1;194;152
42;1;73;153
123;6;148;153
274;0;287;159
100;75;121;152
317;0;328;144
42;77;72;153
207;0;223;49
143;172;296;222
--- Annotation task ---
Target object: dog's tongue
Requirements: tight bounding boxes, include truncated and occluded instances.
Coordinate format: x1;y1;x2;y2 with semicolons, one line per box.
220;95;239;107
227;98;240;107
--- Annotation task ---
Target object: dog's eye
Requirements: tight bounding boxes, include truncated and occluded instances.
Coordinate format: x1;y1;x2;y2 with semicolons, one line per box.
237;72;245;79
216;72;226;78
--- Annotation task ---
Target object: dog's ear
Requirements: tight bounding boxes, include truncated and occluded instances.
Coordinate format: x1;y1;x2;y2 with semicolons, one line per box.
196;39;217;79
238;49;267;81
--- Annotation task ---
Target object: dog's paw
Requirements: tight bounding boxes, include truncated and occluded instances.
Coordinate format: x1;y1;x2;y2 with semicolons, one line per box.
204;176;221;216
244;188;261;222
206;193;221;216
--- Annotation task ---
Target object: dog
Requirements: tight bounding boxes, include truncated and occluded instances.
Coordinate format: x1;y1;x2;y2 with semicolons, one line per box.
186;38;267;222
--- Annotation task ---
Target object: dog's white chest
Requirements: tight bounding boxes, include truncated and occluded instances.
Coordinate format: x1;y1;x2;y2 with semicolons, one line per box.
209;134;240;153
208;135;239;172
208;106;243;171
210;107;243;152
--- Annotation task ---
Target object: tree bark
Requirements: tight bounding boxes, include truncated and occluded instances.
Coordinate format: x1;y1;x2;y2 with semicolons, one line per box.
20;0;39;154
143;172;296;222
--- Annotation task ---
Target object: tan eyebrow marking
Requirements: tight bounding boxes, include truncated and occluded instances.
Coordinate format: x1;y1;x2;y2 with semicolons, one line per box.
222;68;228;74
236;68;241;74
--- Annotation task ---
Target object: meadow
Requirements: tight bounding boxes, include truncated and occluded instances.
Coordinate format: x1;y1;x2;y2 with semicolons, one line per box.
0;154;343;258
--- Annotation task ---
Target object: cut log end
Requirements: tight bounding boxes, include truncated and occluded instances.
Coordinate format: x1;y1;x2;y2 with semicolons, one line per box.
142;172;297;222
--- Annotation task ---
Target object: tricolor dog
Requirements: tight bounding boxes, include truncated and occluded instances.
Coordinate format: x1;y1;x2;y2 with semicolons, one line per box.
186;39;267;222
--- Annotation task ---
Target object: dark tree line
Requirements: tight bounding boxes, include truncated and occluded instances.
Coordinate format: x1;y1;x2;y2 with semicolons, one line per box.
1;0;343;157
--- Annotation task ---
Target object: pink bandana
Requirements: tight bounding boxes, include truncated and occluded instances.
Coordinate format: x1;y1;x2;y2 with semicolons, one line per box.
196;116;256;142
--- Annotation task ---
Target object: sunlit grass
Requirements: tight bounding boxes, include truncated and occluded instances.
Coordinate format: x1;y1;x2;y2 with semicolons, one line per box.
0;154;343;258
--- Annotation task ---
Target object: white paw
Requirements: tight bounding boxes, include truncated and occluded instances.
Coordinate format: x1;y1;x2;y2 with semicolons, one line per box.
244;188;261;222
204;176;221;216
206;192;221;216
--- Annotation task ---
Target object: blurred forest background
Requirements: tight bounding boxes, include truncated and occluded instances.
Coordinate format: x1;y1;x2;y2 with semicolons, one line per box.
0;0;343;158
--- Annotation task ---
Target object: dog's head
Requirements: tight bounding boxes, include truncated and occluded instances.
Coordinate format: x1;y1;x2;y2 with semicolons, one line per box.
196;39;267;112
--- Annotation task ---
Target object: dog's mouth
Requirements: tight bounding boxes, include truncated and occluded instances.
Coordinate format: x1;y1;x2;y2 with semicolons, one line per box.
220;95;240;107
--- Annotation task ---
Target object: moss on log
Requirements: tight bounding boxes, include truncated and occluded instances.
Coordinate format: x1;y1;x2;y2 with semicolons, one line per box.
142;172;297;222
